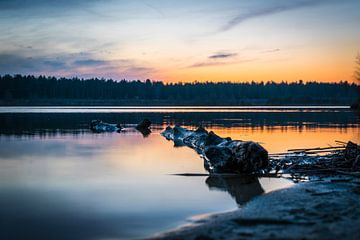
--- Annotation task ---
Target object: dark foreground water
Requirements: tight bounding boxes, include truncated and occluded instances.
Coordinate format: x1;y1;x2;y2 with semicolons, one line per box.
0;106;358;240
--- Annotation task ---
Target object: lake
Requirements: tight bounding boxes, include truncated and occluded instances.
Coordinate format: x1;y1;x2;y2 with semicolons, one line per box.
0;106;358;240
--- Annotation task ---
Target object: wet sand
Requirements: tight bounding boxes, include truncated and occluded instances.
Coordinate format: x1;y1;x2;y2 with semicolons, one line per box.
150;176;360;240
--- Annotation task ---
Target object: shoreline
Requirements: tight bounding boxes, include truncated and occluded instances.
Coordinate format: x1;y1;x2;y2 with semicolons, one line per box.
149;176;360;240
0;100;354;107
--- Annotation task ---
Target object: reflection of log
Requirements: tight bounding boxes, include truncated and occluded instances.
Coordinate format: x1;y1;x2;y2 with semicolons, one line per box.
136;127;151;137
136;119;152;137
136;119;151;130
206;175;264;206
161;126;268;173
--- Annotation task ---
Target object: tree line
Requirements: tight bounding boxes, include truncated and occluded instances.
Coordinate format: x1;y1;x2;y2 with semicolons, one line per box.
0;74;359;105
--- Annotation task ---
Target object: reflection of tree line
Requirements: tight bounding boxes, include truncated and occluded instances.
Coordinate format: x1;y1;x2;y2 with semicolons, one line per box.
0;111;358;136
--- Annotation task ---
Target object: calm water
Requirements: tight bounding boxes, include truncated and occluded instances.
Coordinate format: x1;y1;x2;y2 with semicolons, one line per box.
0;106;359;240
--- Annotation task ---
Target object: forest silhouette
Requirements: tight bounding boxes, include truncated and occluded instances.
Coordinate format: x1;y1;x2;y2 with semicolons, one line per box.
0;74;358;106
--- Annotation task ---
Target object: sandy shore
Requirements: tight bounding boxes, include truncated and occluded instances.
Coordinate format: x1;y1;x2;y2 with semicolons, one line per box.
149;176;360;240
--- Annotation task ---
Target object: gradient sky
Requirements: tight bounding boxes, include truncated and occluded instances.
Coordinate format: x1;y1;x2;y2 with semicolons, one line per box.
0;0;359;83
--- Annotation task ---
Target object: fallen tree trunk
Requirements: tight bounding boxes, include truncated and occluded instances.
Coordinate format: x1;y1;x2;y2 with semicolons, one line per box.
161;126;269;173
90;119;152;136
90;120;122;132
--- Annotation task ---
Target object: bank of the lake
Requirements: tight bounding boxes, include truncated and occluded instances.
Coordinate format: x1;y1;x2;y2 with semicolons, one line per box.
152;177;360;240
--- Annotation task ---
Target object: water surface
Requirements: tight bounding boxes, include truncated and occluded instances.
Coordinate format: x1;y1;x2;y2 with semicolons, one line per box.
0;106;358;240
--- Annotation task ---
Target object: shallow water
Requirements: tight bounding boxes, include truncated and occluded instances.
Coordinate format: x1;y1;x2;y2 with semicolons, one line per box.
0;106;358;240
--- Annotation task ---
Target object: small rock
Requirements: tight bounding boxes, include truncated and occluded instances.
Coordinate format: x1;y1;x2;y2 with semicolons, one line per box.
136;119;151;129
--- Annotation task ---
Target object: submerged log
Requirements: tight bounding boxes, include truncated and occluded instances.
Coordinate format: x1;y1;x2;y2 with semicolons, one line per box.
90;119;152;136
90;120;122;132
161;126;269;173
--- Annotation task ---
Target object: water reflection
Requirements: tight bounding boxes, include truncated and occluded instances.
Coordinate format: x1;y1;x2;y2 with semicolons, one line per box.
206;176;264;206
136;127;152;137
0;107;358;240
0;107;358;136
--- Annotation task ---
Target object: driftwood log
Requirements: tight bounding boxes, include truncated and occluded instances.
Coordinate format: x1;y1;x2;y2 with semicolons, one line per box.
90;120;122;132
90;119;152;136
344;141;360;168
268;141;360;178
161;126;269;174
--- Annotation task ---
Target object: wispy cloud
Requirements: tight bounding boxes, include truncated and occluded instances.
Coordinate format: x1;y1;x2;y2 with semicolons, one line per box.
209;52;238;59
219;0;330;32
0;0;97;11
140;1;165;17
0;54;64;72
0;52;154;80
188;61;232;68
187;51;247;68
73;59;109;67
262;48;280;53
188;58;255;68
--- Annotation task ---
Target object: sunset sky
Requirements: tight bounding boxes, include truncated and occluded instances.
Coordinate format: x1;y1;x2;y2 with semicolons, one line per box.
0;0;359;83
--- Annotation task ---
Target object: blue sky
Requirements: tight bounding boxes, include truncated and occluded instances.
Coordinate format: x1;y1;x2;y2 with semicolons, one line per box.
0;0;359;82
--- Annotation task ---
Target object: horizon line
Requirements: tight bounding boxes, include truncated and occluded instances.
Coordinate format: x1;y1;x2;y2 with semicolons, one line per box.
0;74;358;85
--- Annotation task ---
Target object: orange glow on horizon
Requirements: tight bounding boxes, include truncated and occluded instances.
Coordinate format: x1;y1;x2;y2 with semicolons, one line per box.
152;58;358;84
